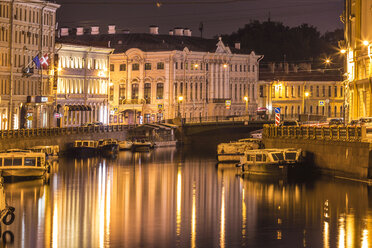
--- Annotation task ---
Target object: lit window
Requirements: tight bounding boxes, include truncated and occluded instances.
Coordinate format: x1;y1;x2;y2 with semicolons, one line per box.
157;62;164;70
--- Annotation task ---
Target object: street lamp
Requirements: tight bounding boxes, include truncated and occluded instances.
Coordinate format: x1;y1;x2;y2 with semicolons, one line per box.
243;96;249;116
303;91;310;114
177;96;183;118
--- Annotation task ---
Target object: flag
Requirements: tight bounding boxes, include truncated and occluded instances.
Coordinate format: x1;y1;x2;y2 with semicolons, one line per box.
40;54;49;68
33;55;41;69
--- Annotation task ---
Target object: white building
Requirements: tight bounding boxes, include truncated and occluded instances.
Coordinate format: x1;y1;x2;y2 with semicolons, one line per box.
54;42;113;127
57;26;262;124
0;0;59;129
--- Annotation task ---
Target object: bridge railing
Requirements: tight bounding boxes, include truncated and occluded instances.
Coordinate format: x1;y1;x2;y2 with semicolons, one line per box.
263;124;366;142
0;124;130;139
183;115;257;124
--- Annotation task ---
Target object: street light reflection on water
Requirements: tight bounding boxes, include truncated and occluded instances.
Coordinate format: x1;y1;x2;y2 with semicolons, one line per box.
0;145;371;247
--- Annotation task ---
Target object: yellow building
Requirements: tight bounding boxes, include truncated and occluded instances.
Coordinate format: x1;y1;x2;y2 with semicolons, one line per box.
258;63;344;120
0;0;59;129
342;0;372;121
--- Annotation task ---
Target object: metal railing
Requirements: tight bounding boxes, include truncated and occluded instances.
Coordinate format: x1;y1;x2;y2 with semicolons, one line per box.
263;124;366;142
0;124;131;139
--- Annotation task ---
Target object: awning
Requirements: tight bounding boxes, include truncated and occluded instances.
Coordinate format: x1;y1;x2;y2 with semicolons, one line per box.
67;105;92;111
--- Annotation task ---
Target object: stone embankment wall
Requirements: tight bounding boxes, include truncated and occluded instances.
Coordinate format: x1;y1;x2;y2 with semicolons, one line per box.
0;131;127;152
264;138;372;181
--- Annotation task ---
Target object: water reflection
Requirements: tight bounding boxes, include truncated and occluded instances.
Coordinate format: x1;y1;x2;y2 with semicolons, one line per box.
0;147;370;247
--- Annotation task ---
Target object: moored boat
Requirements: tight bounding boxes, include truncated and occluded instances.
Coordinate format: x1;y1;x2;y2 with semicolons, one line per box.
0;152;50;179
98;139;119;155
217;139;261;163
71;140;99;156
132;139;153;152
118;140;133;150
238;148;303;176
30;145;59;158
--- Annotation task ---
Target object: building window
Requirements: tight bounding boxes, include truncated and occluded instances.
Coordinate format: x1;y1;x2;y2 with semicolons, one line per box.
310;86;313;95
109;85;114;101
156;83;164;99
190;83;193;100
316;86;319;97
334;86;337;97
145;63;151;70
235;84;237;100
157;62;164;70
174;83;178;100
285;86;288;98
110;64;114;71
240;65;242;72
144;83;151;103
119;84;125;103
132;63;139;71
272;86;275;98
298;86;301;97
334;106;337;117
322;86;325;97
200;83;203;100
195;83;198;100
252;65;255;72
132;83;139;99
235;64;237;71
119;64;126;71
180;62;183;70
206;63;209;71
259;85;264;97
340;86;343;97
328;86;331;97
175;62;178;70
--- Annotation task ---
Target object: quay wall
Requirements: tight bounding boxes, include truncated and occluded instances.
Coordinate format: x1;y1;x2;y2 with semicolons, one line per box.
0;131;128;152
264;137;372;181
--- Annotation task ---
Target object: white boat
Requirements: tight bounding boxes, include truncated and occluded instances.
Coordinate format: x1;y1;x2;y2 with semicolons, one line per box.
0;152;50;179
30;145;59;157
249;129;263;139
118;140;133;150
132;139;153;152
217;139;261;163
238;148;303;176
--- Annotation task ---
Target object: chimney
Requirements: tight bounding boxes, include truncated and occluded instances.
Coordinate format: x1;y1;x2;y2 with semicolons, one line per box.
149;25;159;35
174;27;184;36
60;27;69;36
108;25;116;34
91;26;99;35
235;42;241;50
169;30;174;35
122;29;130;34
284;63;289;74
76;27;84;36
183;28;191;36
268;62;275;73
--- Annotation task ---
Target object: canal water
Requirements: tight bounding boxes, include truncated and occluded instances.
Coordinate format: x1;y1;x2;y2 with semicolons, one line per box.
1;140;371;247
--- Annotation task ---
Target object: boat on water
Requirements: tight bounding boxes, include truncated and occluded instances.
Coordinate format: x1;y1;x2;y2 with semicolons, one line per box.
238;148;303;176
217;139;261;163
98;139;119;155
30;145;59;158
0;152;50;179
118;140;133;150
72;140;99;156
132;139;153;152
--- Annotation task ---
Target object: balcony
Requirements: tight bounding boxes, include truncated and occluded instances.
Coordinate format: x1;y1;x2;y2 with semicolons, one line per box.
123;99;146;105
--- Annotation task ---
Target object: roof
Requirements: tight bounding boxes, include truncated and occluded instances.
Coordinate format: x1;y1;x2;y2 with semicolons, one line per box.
56;33;249;54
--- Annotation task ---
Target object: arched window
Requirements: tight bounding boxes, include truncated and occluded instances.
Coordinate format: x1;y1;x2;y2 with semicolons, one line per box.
291;106;294;117
132;83;139;99
285;106;287;117
334;106;337;117
316;106;319;114
328;105;331;117
174;83;178;100
310;105;313;114
144;83;151;104
340;106;343;117
156;83;164;99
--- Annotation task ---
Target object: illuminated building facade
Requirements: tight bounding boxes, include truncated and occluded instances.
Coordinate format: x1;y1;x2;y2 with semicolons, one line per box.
0;0;59;129
342;0;372;121
57;26;262;124
258;63;344;120
55;42;113;127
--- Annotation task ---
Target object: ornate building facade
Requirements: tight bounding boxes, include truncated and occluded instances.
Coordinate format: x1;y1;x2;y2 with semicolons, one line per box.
342;0;372;121
0;0;59;129
55;43;113;127
258;63;344;120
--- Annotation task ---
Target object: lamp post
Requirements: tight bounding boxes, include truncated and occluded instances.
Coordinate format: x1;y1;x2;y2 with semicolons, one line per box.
303;91;310;114
243;96;249;117
177;96;183;118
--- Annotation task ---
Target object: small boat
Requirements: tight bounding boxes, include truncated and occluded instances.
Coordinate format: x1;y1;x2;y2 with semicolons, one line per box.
249;129;263;139
0;152;50;179
98;139;119;155
30;145;59;158
238;148;303;176
132;139;153;152
118;140;133;150
217;139;260;163
72;140;99;156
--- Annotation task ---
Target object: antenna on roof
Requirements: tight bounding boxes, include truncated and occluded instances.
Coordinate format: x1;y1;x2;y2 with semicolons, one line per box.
199;22;204;39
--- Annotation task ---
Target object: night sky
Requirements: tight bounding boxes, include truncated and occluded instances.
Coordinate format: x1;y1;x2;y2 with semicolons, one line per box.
56;0;344;38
